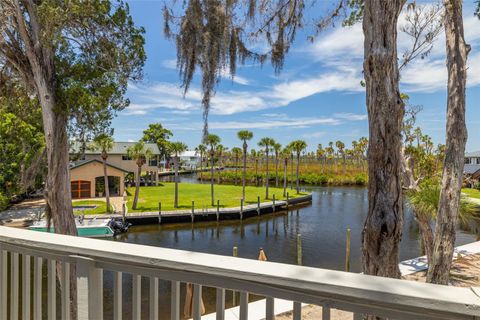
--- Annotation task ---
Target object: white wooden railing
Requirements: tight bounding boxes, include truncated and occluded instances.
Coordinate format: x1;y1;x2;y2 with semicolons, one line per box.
0;226;479;320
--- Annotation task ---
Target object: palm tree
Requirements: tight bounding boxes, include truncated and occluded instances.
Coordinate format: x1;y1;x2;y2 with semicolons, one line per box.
258;137;275;199
195;144;207;182
281;147;291;197
205;134;221;206
237;130;253;200
231;147;242;185
92;133;114;213
170;142;188;208
288;140;307;194
251;149;259;187
336;140;346;174
216;144;227;184
273;142;282;188
407;182;476;265
127;141;153;210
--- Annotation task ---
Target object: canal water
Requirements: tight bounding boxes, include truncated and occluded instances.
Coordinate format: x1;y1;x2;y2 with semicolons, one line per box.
102;173;479;318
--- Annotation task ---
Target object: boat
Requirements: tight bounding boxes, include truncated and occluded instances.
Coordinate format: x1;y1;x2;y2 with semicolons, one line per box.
28;217;130;238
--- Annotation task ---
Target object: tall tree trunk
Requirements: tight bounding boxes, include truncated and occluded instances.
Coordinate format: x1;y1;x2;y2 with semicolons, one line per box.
362;0;405;278
290;154;294;190
174;155;179;208
199;152;203;183
242;144;247;200
427;0;469;285
102;157;111;213
255;159;258;187
211;151;215;206
265;150;269;199
296;153;300;194
275;154;279;187
133;165;141;209
283;158;287;197
414;211;434;264
343;155;346;175
235;157;238;185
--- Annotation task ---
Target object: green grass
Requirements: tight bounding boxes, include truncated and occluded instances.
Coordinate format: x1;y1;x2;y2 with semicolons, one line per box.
126;182;308;212
462;188;480;199
72;200;113;215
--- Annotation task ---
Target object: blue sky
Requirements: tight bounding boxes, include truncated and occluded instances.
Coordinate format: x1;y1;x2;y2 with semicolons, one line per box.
112;1;480;152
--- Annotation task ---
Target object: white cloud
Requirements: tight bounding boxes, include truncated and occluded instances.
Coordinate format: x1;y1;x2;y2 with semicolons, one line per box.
209;117;342;130
334;113;367;121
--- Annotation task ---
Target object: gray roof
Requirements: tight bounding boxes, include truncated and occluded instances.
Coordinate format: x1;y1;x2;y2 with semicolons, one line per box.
465;151;480;157
70;159;130;172
464;164;480;174
70;141;160;155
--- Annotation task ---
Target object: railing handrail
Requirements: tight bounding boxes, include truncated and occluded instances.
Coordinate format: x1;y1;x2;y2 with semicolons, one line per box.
0;226;479;319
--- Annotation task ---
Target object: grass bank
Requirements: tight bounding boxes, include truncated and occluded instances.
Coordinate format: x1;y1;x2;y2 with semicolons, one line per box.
126;183;308;212
462;188;480;199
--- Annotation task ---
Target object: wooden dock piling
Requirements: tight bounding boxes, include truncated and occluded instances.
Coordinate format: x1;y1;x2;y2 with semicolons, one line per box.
257;196;260;215
345;228;351;272
272;194;276;212
216;200;220;221
240;199;244;220
297;234;302;266
158;202;162;224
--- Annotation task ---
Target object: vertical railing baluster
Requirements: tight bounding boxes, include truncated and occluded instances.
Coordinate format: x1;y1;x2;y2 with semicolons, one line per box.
11;252;19;320
193;284;202;320
132;275;141;320
114;272;123;320
48;259;56;320
33;257;42;320
149;277;158;320
22;255;31;320
293;301;301;320
265;297;274;320
171;281;180;320
322;306;331;320
215;288;225;320
61;262;70;320
0;249;7;320
89;267;103;320
76;258;89;320
239;292;248;320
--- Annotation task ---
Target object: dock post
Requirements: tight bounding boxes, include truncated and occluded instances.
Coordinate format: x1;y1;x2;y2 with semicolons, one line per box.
286;192;290;211
297;234;302;266
232;247;238;306
158;202;162;224
272;194;276;212
216;200;220;221
240;199;244;220
192;200;195;216
257;196;260;215
345;228;351;272
122;202;126;223
190;202;194;223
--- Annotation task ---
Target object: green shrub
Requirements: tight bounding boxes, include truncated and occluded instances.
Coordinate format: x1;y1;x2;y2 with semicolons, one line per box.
354;174;367;186
0;192;9;211
475;182;480;191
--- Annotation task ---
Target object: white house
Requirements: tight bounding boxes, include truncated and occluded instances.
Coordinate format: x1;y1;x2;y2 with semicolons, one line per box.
169;150;200;170
465;151;480;165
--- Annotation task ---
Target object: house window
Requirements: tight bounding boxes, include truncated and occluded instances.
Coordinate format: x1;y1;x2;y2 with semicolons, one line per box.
122;155;132;160
149;159;158;166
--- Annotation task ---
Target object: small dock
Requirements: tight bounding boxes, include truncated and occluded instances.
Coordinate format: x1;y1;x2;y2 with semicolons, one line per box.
85;194;312;225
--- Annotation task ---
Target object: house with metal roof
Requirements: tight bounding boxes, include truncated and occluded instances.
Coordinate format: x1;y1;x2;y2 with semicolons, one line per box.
69;142;161;198
465;151;480;165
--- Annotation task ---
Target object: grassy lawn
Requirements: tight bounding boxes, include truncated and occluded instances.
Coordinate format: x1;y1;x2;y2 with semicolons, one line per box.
462;188;480;199
126;183;308;212
72;200;113;215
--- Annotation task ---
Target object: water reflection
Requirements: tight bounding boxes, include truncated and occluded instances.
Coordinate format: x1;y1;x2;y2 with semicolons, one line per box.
105;175;478;319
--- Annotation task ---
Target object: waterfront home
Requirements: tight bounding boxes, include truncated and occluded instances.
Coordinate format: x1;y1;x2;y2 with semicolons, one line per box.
465;151;480;165
168;150;201;170
69;141;161;199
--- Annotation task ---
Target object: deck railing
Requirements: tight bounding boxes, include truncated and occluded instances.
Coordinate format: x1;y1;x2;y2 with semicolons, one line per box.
0;225;479;320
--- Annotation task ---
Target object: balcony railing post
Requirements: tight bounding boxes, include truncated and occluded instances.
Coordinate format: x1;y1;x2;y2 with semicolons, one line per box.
0;249;7;320
75;256;103;320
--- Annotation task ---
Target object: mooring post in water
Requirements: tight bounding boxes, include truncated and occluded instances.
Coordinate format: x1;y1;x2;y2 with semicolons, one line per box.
240;199;244;220
192;200;195;216
257;196;261;215
297;234;302;266
216;200;220;221
122;203;126;223
286;192;290;211
272;194;276;212
232;246;238;306
345;228;351;272
158;202;162;224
